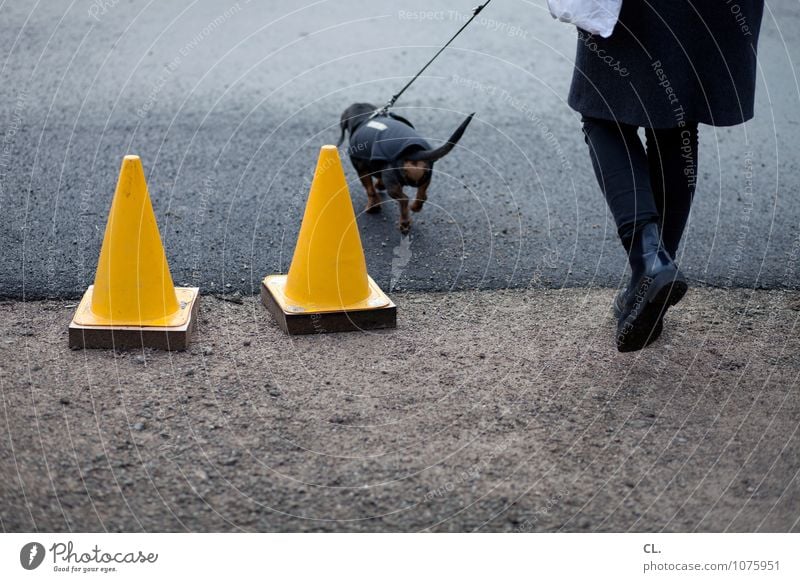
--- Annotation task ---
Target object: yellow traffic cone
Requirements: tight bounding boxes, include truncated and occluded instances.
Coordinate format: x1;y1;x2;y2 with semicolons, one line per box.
69;155;200;350
261;145;396;334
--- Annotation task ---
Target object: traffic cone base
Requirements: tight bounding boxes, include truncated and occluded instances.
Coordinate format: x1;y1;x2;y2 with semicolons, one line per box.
261;275;395;335
69;286;200;350
263;274;390;314
72;286;198;327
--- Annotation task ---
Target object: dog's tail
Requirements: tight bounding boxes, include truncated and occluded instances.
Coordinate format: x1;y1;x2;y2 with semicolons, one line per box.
406;113;475;163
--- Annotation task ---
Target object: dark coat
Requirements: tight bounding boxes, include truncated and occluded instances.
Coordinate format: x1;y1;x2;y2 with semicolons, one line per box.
568;1;764;128
349;115;431;162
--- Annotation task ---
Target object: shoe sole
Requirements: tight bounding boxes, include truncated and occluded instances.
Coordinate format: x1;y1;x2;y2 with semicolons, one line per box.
616;271;688;353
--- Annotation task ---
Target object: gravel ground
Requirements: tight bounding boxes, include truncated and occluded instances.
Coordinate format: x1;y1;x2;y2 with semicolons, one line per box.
1;288;799;532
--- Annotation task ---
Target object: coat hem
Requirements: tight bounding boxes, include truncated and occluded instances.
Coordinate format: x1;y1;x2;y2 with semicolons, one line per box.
568;101;755;129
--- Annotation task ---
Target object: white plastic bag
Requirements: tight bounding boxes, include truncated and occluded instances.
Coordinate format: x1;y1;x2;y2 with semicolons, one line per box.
547;0;623;38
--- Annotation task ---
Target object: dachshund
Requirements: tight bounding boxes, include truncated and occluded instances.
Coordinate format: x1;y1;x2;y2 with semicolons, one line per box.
338;103;474;233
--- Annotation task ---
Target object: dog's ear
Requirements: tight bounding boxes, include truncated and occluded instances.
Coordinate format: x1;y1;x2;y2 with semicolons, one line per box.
337;118;347;147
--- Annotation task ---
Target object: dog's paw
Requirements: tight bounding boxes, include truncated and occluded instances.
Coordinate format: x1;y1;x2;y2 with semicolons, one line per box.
364;197;382;214
399;220;411;234
410;200;424;213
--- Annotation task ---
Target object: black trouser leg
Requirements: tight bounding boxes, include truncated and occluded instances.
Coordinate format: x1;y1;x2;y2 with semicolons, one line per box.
581;117;660;248
644;125;699;258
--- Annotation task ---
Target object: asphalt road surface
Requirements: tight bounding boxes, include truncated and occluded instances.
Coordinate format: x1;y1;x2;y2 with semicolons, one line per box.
1;0;799;300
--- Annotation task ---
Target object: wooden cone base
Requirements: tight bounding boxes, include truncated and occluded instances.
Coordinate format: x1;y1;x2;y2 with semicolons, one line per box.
68;288;200;351
261;279;395;335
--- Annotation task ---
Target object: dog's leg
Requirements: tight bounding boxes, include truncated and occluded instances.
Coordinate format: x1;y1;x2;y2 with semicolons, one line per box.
410;181;429;213
356;169;381;214
386;181;411;234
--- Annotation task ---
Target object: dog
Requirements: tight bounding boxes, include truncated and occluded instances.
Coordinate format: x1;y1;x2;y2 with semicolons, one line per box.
338;103;474;233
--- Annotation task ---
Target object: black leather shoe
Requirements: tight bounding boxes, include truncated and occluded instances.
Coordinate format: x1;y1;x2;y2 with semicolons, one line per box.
613;285;664;347
616;222;687;352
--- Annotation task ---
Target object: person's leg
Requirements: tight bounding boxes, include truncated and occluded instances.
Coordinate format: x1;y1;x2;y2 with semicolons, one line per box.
581;116;660;247
581;116;687;352
644;124;699;258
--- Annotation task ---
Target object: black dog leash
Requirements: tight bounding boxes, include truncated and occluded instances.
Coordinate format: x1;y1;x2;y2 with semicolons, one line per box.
371;0;494;118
